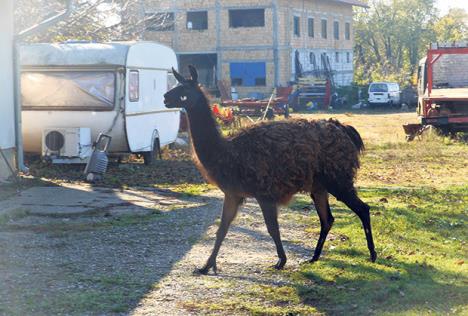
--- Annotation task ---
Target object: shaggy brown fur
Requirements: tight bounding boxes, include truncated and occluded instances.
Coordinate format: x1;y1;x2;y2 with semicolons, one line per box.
164;66;377;274
210;119;363;204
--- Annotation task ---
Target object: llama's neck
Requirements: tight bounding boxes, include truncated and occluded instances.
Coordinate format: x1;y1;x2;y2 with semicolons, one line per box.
186;95;227;167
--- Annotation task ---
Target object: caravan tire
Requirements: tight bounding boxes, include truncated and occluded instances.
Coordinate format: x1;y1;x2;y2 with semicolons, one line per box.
143;138;161;166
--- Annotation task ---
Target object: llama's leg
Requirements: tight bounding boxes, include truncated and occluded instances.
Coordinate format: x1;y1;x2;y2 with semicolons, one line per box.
337;189;377;262
198;193;243;275
310;190;334;262
258;200;287;269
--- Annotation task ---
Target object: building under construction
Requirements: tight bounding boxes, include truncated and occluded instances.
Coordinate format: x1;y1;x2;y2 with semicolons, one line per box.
142;0;367;97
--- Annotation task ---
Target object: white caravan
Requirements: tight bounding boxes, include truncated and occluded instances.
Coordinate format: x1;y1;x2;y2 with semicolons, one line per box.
21;42;180;164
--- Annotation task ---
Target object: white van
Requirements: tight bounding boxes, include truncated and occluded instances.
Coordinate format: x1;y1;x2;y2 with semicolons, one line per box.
21;42;180;165
368;82;401;107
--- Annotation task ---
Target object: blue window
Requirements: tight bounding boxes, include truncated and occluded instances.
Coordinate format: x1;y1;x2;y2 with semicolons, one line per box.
230;62;266;87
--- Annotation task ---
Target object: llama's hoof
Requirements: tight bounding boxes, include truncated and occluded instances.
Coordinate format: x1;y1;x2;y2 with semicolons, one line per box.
274;258;287;270
195;263;217;275
307;254;321;263
194;267;208;275
370;251;377;263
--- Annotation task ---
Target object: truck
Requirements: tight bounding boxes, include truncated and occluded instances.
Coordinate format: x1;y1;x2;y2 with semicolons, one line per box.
410;43;468;137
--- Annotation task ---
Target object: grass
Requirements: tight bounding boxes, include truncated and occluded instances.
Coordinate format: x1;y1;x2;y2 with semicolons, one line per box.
2;111;467;315
0;207;30;225
181;112;468;315
291;185;467;315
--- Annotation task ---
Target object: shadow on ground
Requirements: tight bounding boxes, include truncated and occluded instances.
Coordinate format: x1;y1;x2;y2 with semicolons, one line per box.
0;183;221;315
24;154;204;188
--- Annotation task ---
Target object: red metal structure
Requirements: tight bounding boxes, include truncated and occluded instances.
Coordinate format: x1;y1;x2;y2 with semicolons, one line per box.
418;43;468;130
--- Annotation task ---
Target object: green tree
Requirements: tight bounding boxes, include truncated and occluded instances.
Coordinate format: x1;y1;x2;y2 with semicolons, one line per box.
14;0;171;42
433;8;468;43
354;0;437;85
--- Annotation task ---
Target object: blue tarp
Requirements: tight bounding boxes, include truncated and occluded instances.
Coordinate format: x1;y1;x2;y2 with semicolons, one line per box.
230;62;266;86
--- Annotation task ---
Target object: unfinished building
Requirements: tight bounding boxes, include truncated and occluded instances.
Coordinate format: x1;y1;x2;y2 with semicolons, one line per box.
142;0;367;98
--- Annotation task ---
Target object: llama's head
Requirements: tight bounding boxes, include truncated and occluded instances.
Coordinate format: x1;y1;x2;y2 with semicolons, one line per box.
164;65;204;110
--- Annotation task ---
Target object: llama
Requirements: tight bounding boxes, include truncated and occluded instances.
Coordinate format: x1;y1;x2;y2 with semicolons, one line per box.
164;66;376;274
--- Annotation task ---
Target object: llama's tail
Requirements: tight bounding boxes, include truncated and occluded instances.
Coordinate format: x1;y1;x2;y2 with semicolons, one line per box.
329;119;365;152
342;124;365;152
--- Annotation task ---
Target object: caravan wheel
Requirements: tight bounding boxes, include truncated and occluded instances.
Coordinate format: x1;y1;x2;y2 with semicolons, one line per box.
143;138;161;166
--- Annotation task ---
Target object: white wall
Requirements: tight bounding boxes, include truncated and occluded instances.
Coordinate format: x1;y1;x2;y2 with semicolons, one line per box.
0;0;15;150
0;0;16;180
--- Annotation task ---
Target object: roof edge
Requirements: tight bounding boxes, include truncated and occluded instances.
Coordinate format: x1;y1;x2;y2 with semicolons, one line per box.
331;0;369;8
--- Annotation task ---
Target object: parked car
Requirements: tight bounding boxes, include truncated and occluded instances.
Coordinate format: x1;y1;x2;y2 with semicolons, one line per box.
368;82;401;108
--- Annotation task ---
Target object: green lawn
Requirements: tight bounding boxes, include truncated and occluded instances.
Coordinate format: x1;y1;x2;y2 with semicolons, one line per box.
4;111;467;315
184;112;468;315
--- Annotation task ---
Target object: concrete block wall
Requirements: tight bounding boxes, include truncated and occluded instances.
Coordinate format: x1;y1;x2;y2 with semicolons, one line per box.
143;0;358;96
279;0;354;49
433;54;468;88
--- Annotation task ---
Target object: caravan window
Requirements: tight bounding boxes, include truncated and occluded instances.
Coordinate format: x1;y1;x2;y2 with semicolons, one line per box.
21;71;116;110
129;70;139;102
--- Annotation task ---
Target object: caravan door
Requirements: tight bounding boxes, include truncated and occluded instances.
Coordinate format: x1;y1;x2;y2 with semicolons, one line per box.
124;68;180;153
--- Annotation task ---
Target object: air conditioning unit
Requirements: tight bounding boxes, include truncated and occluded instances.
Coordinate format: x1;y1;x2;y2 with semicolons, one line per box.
42;128;92;162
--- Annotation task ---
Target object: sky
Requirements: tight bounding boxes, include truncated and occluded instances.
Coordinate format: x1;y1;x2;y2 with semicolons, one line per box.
436;0;468;15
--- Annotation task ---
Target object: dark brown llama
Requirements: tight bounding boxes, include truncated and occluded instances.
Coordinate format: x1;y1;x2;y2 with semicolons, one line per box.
164;66;377;274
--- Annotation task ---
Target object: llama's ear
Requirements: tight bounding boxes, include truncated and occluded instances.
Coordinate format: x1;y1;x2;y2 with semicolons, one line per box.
188;65;198;83
172;67;185;83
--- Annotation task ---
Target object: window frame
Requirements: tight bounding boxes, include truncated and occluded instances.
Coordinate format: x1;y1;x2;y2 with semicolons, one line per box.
308;17;314;38
345;22;351;40
21;70;118;111
333;21;339;40
293;15;301;37
145;12;175;32
309;52;316;66
229;8;265;28
321;19;328;39
129;70;140;102
186;11;208;30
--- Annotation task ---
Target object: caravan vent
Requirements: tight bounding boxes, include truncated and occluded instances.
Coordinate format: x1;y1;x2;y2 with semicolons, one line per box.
45;131;65;151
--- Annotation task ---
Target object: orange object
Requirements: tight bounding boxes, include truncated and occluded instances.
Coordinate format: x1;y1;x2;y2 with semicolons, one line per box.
212;104;220;115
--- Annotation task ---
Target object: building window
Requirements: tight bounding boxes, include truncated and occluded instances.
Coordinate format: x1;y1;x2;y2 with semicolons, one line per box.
321;53;327;69
187;11;208;30
229;9;265;28
321;19;327;39
230;62;266;87
333;21;339;40
145;12;175;31
335;52;340;63
308;18;314;37
309;52;316;66
293;16;300;37
346;52;351;63
345;22;351;40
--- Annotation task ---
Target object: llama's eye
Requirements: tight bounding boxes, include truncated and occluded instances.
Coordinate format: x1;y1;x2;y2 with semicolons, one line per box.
180;95;187;101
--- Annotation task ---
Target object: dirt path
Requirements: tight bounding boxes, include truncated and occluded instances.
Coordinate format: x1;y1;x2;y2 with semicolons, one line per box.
0;184;320;315
131;197;317;316
0;185;220;315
